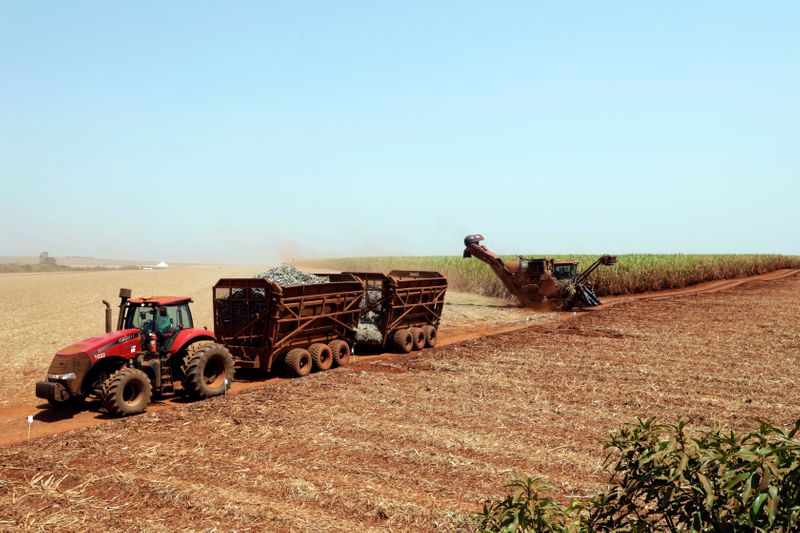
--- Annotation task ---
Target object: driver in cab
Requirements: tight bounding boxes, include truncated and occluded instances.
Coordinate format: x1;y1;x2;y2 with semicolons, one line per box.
156;306;175;340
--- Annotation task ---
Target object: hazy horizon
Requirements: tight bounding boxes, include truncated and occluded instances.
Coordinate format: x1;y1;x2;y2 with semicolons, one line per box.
2;2;798;262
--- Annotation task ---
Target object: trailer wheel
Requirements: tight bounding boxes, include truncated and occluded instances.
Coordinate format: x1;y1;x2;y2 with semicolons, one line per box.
101;368;152;417
329;340;351;367
284;348;312;377
182;343;235;399
308;343;333;372
422;325;437;348
393;329;414;353
409;327;426;351
328;339;350;366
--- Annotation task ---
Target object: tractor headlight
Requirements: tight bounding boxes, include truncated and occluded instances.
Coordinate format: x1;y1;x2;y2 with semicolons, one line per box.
48;373;77;381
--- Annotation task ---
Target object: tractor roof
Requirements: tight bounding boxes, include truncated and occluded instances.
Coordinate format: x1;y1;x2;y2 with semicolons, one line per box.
129;296;192;306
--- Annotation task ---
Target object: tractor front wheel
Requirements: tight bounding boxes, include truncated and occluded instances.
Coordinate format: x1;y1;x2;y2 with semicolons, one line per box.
182;343;235;399
102;368;152;417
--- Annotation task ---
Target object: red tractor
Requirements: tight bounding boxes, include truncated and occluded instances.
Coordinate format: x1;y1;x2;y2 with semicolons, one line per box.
35;288;234;416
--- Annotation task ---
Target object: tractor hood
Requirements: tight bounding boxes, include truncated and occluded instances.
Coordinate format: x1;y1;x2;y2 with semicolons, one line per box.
55;328;141;362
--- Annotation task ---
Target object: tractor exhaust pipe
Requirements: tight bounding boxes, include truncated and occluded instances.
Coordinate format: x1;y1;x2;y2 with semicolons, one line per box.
117;288;132;331
102;300;112;333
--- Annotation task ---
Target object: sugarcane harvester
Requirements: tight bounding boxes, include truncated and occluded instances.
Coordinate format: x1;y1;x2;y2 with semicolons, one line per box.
463;234;617;309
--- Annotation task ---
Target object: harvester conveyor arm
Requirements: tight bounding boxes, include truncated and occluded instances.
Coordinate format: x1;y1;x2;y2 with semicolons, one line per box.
574;255;618;285
464;243;530;304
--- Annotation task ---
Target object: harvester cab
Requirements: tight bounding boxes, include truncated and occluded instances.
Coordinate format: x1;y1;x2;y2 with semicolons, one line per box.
553;261;578;280
36;288;231;418
462;234;617;309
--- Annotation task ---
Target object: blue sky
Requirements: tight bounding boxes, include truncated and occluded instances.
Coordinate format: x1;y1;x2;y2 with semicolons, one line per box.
1;1;797;263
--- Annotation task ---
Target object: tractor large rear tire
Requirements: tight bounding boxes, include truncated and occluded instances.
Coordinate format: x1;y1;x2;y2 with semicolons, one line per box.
182;343;235;399
328;340;351;367
284;348;312;377
308;343;333;372
409;327;426;351
102;368;152;417
422;325;437;348
393;329;414;354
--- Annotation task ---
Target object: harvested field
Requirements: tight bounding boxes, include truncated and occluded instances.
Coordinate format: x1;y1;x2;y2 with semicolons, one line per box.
0;272;797;531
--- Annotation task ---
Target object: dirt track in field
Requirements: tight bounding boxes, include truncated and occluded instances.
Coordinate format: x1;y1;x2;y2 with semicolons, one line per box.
0;271;797;531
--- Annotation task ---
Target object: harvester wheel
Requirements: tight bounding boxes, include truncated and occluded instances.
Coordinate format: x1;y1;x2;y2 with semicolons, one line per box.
409;327;426;351
392;329;414;354
101;368;152;417
182;343;235;399
422;325;437;348
328;340;351;367
284;348;312;377
308;343;333;372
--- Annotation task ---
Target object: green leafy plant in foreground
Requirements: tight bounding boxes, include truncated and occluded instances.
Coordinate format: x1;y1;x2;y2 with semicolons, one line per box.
475;418;800;532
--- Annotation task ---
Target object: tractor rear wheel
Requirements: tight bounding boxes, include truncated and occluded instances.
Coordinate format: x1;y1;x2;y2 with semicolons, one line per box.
102;368;152;417
328;340;351;367
409;327;426;351
284;348;312;377
393;329;414;353
182;343;235;399
308;343;333;372
422;325;437;348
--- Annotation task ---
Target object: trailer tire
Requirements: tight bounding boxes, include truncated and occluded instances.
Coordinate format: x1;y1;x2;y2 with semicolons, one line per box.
101;368;152;417
422;325;437;348
182;343;235;399
308;343;333;372
284;348;312;377
393;329;414;353
409;327;426;350
329;340;351;367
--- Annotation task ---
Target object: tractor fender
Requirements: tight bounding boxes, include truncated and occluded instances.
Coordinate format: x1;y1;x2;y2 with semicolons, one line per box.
168;329;217;356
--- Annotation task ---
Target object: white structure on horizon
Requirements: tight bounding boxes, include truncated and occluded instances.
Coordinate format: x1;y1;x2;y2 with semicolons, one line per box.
155;261;169;269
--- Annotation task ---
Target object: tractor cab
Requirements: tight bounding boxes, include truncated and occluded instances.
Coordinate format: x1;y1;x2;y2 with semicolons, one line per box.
553;261;579;280
125;296;194;350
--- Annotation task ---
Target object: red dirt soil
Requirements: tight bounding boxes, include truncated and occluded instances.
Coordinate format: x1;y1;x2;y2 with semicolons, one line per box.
0;271;797;530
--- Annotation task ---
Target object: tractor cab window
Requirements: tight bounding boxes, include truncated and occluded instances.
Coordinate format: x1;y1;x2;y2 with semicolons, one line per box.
126;305;156;331
125;303;193;332
165;304;193;330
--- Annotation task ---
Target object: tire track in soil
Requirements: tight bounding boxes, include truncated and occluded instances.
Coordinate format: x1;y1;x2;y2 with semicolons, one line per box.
0;268;796;447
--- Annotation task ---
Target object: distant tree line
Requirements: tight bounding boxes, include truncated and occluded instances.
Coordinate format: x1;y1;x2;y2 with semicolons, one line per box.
39;251;57;265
